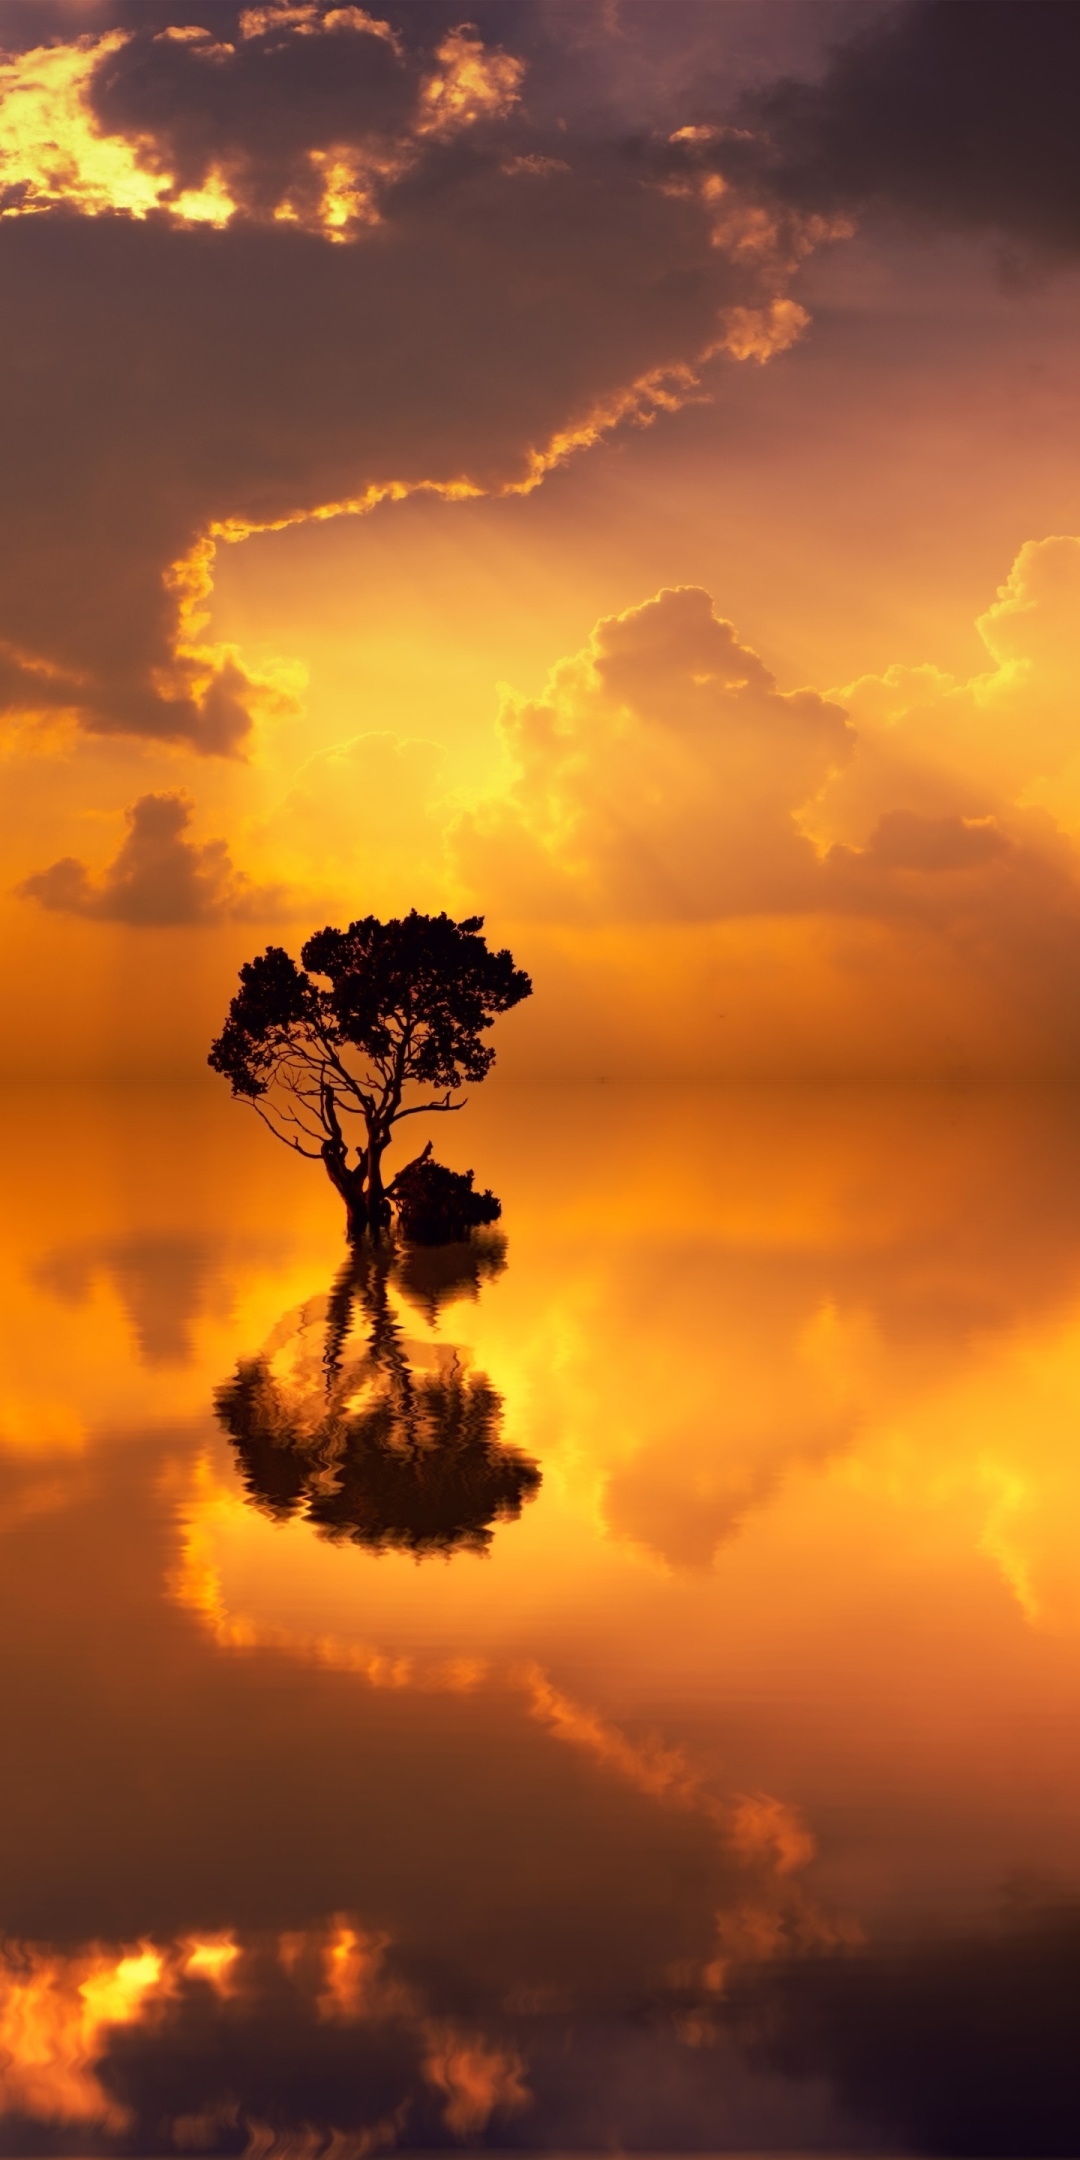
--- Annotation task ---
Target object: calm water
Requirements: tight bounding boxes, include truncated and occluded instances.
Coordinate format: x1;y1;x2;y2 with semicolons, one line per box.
5;1082;1080;2155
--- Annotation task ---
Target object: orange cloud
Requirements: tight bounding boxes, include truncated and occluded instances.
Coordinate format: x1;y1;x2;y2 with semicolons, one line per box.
0;11;837;753
415;27;524;142
181;1936;242;1992
18;792;296;925
728;1792;816;1877
454;541;1080;1077
238;7;400;48
460;584;853;919
811;535;1080;842
0;33;234;226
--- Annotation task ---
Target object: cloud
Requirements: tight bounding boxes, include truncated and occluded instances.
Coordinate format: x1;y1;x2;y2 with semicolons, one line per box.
813;536;1080;838
747;0;1080;258
0;5;835;753
462;546;1080;946
459;584;854;919
454;538;1080;1076
17;790;293;923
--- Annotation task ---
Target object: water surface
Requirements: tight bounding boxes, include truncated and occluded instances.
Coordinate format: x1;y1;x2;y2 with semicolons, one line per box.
5;1083;1080;2154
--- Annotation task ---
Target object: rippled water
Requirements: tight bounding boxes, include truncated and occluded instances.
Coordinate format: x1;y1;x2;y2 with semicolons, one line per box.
5;1081;1080;2155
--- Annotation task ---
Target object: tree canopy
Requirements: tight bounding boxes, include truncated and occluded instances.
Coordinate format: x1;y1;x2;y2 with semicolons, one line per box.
208;910;532;1239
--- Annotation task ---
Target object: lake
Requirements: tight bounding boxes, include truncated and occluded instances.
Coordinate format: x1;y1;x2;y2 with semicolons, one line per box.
4;1081;1080;2154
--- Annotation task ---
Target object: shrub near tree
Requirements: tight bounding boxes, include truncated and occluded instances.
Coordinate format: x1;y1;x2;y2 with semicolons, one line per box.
208;911;531;1242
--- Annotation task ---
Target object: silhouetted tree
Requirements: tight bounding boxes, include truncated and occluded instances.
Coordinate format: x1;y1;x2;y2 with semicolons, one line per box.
215;1244;540;1558
208;911;531;1240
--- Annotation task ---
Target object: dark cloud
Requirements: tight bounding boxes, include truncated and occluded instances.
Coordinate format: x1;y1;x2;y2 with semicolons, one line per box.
851;807;1011;874
748;0;1080;257
17;791;292;923
86;5;429;216
735;1900;1080;2155
2;0;1071;756
0;4;818;753
79;0;878;149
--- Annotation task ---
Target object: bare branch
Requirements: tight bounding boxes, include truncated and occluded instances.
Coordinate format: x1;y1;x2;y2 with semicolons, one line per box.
243;1098;323;1160
393;1091;466;1120
385;1139;432;1195
275;1104;326;1144
309;1022;378;1117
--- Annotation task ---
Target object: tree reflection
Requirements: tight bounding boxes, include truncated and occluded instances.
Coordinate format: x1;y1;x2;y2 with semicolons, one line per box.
214;1242;539;1558
389;1230;506;1325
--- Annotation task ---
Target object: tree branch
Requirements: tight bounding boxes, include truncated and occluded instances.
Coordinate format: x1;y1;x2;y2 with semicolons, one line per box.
385;1139;432;1195
393;1091;465;1120
243;1098;324;1160
309;1022;378;1119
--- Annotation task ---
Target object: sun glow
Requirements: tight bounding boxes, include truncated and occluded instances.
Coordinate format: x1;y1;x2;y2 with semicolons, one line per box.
0;35;240;225
415;28;524;139
0;20;525;241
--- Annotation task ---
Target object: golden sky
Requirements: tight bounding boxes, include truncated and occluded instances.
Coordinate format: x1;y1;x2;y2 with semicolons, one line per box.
3;0;1080;1077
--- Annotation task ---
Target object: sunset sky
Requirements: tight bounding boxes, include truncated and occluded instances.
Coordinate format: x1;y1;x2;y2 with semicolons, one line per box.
4;0;1080;1079
11;15;1080;2144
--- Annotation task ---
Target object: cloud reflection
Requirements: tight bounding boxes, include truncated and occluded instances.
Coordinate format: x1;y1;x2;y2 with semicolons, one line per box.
10;1083;1080;2149
732;1895;1080;2156
33;1234;244;1367
0;1919;528;2150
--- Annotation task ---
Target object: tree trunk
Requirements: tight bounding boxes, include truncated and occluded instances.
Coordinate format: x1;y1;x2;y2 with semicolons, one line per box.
364;1132;392;1235
321;1140;368;1243
342;1182;368;1243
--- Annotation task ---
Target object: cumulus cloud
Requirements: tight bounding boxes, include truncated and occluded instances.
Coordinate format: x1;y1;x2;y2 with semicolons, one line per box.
812;536;1080;842
17;791;293;924
459;585;854;919
0;3;836;753
455;538;1080;1076
462;543;1080;925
